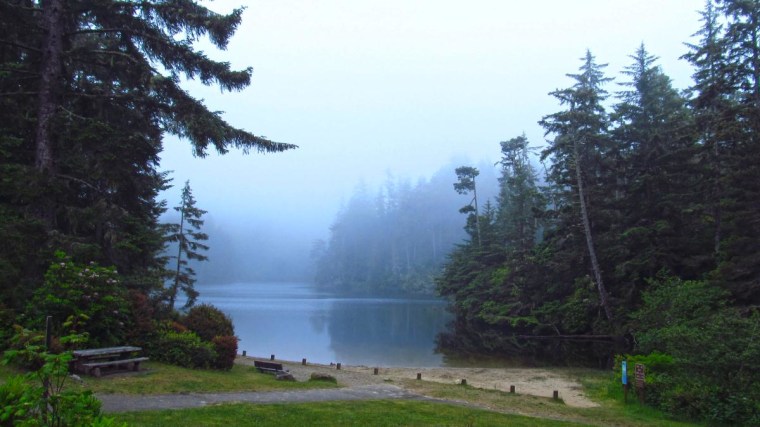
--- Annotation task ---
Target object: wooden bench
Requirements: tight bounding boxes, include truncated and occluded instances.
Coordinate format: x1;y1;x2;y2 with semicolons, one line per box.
81;357;149;377
254;360;288;374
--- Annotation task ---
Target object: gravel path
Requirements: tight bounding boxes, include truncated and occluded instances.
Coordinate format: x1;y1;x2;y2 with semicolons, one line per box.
97;356;597;413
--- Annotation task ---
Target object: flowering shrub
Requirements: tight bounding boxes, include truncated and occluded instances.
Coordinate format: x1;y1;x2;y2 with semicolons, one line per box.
26;251;130;347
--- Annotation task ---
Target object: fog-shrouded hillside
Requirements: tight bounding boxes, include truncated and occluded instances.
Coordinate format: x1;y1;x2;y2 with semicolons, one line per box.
161;159;503;288
311;160;500;295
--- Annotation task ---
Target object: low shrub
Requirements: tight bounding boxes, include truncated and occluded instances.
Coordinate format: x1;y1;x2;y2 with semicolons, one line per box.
150;330;217;369
182;304;234;342
1;329;114;426
211;335;238;370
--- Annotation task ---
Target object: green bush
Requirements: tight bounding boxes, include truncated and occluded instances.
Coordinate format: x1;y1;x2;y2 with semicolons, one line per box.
150;330;217;369
626;275;760;425
211;335;238;370
182;304;234;342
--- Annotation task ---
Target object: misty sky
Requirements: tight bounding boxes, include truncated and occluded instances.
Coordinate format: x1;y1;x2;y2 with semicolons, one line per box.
159;0;704;271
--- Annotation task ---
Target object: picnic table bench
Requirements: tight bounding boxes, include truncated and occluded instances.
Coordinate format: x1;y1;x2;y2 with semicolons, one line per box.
72;346;148;377
253;360;288;375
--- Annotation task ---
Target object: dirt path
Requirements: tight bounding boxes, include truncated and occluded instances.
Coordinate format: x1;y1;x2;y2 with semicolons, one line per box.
237;356;598;408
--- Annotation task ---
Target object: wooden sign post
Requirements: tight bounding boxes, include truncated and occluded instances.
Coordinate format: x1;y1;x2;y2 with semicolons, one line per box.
634;363;646;404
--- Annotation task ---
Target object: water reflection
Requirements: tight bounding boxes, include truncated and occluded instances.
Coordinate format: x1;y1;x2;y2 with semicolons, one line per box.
192;282;451;367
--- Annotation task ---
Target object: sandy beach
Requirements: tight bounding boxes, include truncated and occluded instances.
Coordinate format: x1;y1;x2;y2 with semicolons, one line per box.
236;356;599;408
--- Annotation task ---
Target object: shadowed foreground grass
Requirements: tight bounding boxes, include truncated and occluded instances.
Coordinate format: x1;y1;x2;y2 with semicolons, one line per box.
113;399;585;426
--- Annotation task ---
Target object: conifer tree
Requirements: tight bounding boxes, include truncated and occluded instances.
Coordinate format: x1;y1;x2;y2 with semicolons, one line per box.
454;166;482;246
539;50;615;322
611;44;697;287
496;134;543;254
710;0;760;303
166;181;208;308
0;1;296;305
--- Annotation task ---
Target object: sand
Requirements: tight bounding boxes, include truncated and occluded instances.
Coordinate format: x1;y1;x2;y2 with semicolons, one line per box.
237;356;599;408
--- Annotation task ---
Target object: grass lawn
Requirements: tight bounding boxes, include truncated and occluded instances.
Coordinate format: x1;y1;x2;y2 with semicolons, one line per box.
397;370;700;427
71;362;339;395
1;361;337;395
113;399;586;427
2;361;702;426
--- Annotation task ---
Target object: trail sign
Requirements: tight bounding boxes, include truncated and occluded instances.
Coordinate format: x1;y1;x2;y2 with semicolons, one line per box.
622;360;627;385
635;363;645;388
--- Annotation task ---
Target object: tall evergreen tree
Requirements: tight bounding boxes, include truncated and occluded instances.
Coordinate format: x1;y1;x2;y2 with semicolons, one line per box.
495;134;544;254
166;181;208;308
682;0;734;264
611;44;698;290
0;1;296;307
454;166;482;246
711;0;760;303
539;50;615;322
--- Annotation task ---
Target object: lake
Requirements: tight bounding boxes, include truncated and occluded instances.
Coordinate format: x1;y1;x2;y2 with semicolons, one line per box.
192;282;452;367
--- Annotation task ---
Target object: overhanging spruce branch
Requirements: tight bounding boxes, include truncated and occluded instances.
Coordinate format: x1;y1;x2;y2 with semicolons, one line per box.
0;39;41;53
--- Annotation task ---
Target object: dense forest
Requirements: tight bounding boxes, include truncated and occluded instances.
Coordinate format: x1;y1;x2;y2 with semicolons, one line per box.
435;2;759;424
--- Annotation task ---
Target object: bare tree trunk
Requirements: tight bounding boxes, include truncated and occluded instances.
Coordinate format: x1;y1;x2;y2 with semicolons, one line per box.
36;0;64;173
170;208;186;309
34;0;65;228
473;184;481;247
573;139;613;321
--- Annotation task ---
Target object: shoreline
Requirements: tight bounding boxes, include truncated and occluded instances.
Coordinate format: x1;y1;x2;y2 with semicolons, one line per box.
236;355;599;408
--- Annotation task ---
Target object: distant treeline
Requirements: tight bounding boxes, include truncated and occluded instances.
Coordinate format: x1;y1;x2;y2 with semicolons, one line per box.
312;166;497;295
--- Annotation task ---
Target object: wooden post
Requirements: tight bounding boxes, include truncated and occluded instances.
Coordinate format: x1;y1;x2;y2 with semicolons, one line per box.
461;379;467;386
302;358;307;365
373;368;379;375
270;354;275;361
510;385;515;393
336;362;341;370
416;373;421;380
242;350;246;357
553;390;559;400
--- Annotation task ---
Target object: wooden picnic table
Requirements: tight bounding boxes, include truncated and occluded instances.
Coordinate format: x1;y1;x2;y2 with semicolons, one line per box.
72;346;148;377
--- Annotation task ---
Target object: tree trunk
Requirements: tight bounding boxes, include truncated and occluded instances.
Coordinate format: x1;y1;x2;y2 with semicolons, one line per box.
170;208;186;309
573;139;613;322
36;0;65;174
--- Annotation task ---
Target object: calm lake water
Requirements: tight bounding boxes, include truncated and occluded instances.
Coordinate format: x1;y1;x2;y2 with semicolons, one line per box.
192;282;452;367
